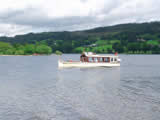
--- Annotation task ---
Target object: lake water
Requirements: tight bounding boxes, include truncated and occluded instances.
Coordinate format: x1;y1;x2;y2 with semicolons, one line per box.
0;54;160;120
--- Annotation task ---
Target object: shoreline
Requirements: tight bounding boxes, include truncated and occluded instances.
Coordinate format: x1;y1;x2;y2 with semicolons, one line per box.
0;55;35;56
0;53;159;56
0;54;52;56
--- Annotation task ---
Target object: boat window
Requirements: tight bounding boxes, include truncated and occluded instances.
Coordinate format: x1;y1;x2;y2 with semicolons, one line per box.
111;58;113;62
88;57;93;62
104;58;109;62
94;58;98;62
114;58;117;61
99;58;103;62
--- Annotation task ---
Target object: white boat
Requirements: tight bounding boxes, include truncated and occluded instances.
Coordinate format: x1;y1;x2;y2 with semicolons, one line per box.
58;52;120;68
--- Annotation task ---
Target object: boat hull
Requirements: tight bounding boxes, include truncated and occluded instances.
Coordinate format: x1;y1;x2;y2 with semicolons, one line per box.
58;60;120;68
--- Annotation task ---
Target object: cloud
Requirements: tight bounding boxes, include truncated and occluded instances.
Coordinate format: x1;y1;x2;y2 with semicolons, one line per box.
0;0;160;36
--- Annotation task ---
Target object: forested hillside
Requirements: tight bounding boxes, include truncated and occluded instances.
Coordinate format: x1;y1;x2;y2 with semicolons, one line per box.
0;21;160;54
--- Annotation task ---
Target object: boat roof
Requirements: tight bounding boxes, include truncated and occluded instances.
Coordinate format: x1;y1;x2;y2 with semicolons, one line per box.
83;52;119;58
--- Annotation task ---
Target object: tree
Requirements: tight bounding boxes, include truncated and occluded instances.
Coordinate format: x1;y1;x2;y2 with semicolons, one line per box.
24;44;35;54
5;49;15;55
15;50;25;55
0;42;13;54
35;45;52;54
112;43;124;53
55;50;62;55
61;42;73;53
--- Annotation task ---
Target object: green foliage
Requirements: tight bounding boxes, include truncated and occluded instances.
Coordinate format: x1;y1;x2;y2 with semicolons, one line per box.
95;40;108;46
139;34;159;40
55;50;62;55
109;40;120;44
0;42;13;54
24;44;35;54
147;40;159;45
0;41;52;55
146;51;152;54
36;45;52;54
73;47;84;53
5;49;15;55
112;43;124;53
61;42;73;53
15;50;25;55
92;45;112;53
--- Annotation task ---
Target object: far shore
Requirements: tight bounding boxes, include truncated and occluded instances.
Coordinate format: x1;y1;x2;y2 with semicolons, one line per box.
0;53;159;56
0;54;52;56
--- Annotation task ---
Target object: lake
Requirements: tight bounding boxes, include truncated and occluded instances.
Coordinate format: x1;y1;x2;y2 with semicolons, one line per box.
0;54;160;120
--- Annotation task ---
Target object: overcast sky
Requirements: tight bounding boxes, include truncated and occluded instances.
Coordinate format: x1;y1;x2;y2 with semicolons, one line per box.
0;0;160;36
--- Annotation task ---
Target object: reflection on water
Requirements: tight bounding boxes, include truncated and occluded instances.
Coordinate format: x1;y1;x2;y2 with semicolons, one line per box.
0;55;160;120
56;67;120;120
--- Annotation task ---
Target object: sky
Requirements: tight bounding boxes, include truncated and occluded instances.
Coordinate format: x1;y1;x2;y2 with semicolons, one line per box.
0;0;160;36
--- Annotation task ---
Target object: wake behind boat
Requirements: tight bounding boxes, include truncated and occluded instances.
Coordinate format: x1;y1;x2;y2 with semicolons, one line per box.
58;52;120;68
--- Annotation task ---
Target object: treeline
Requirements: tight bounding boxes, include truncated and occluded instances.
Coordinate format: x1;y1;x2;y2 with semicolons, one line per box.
72;39;160;54
112;40;160;54
0;22;160;54
0;41;52;55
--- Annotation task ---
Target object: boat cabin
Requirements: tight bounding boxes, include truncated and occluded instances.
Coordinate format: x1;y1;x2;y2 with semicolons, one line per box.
80;52;119;63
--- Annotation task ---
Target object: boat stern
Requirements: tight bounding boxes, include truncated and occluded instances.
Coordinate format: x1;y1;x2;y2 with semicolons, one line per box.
58;59;64;68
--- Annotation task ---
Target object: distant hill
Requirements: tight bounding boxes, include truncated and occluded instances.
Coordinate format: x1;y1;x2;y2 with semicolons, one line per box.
0;21;160;53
